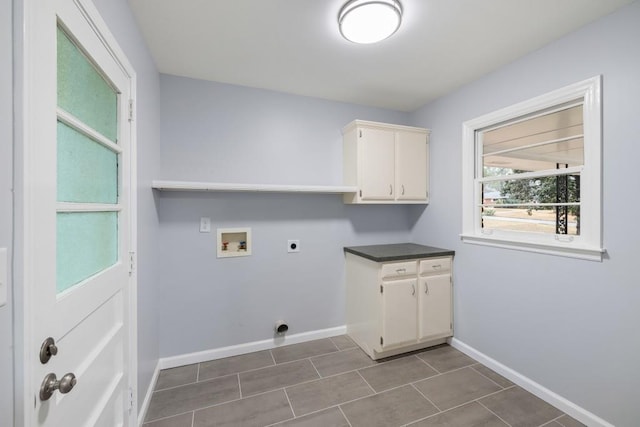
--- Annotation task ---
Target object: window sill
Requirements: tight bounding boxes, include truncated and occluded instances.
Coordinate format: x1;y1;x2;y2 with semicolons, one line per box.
460;233;605;262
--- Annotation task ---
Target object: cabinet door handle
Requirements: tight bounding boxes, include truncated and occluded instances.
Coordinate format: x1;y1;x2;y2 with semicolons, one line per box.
402;185;405;195
432;264;442;270
425;283;429;294
411;284;416;296
396;268;406;274
389;184;393;195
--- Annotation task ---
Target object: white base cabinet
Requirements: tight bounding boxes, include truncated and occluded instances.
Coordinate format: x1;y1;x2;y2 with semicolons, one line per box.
346;252;453;360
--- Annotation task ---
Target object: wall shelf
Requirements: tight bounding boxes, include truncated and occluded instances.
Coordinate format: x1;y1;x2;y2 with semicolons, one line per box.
152;180;358;194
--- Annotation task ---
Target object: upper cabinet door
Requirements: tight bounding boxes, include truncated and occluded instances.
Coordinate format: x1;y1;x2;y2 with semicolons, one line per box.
358;127;395;200
396;131;428;201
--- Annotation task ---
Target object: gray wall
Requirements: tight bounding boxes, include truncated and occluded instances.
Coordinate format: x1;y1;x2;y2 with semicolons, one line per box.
91;0;162;410
157;75;416;356
1;0;13;425
408;2;640;426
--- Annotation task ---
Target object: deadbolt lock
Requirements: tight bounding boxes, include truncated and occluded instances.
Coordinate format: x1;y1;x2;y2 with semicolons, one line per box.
39;337;58;364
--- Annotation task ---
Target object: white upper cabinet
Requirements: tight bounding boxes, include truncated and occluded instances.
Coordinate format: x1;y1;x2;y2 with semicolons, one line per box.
343;120;430;204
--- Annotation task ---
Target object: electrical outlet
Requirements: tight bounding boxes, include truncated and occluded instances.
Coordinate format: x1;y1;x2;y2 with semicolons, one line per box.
287;240;300;253
200;217;211;233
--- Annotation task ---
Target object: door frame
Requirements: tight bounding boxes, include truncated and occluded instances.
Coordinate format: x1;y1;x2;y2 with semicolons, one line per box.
14;0;138;425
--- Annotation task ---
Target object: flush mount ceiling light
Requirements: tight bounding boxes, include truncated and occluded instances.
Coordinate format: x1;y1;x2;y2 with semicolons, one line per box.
338;0;403;44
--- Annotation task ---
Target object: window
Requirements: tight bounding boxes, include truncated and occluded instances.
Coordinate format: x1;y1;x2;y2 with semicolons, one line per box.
461;77;604;261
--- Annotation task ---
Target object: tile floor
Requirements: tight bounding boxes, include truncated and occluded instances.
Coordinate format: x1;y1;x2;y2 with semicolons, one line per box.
143;336;585;427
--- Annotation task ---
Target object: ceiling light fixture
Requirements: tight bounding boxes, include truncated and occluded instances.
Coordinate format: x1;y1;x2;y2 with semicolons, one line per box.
338;0;403;44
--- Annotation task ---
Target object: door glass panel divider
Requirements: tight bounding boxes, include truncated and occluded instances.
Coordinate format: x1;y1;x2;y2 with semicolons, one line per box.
57;107;121;153
57;202;122;213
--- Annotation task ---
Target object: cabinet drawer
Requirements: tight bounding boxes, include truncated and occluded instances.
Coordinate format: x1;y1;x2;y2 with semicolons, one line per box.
419;258;451;275
381;261;417;280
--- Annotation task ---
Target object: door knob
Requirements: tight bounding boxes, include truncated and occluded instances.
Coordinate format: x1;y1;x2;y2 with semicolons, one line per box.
40;372;77;401
39;337;58;364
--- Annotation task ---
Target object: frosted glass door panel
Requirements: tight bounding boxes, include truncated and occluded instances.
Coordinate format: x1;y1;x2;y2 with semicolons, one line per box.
57;121;118;203
56;212;118;293
57;27;118;142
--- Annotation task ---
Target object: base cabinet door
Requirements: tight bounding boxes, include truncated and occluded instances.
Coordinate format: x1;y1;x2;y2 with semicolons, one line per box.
418;274;452;341
381;278;417;348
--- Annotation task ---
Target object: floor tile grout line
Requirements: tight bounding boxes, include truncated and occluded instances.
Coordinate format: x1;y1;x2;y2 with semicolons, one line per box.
190;410;195;427
406;382;516;426
308;356;323;379
355;370;377;395
470;364;511;389
406;362;482;387
196;362;200;382
283;387;297;418
151;371;238;393
237;373;242;399
477;398;514;427
269;348;277;366
271;340;342;365
245;370;323;398
414;355;441;374
338;405;354;427
327;336;342;352
144;409;195;425
160;386;293;422
410;382;443;412
541;414;573;427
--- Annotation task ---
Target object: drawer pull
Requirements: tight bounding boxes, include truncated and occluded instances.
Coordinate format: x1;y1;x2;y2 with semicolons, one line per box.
425;283;429;294
396;268;406;274
432;264;442;269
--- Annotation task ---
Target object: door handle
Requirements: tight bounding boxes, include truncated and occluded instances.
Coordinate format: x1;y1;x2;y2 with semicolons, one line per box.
425;283;429;294
411;284;416;296
402;185;405;195
40;372;77;401
389;184;393;195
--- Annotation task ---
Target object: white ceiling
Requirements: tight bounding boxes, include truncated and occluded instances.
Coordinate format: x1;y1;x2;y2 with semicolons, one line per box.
129;0;632;112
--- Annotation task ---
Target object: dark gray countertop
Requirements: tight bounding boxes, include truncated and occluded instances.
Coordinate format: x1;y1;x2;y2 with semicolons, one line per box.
344;243;455;262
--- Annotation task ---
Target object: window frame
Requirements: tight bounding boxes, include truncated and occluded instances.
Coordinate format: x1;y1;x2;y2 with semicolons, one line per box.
461;76;604;261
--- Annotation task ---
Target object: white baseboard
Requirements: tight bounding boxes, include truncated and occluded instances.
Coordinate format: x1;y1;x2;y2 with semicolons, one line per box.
449;338;613;427
137;361;161;427
158;325;347;370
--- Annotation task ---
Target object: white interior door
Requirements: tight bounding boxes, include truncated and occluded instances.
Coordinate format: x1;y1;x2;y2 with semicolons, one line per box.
24;1;135;425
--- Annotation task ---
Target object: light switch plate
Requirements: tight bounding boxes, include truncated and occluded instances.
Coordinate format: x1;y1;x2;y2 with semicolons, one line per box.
200;217;211;233
0;248;7;307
